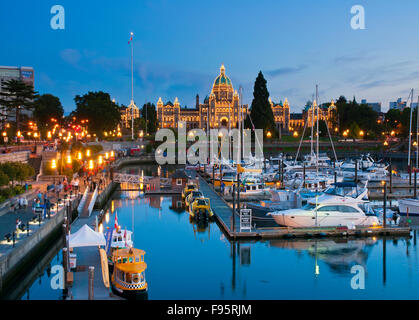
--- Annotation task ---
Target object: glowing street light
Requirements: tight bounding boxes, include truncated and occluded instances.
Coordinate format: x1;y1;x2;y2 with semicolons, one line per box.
51;159;57;169
77;152;82;160
86;149;91;157
66;155;72;165
98;155;103;165
359;130;364;137
88;159;94;170
266;131;272;138
293;131;298;137
105;152;109;160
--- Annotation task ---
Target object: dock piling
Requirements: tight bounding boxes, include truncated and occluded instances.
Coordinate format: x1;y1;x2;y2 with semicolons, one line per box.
88;266;94;300
389;162;393;194
354;159;358;183
383;182;387;228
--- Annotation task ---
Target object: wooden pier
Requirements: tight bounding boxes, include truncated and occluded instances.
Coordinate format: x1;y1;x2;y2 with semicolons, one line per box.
197;175;411;240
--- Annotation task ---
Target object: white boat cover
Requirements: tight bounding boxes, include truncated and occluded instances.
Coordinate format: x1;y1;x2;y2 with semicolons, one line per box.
69;224;106;248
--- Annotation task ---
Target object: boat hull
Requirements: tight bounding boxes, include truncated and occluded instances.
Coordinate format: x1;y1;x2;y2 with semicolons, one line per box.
270;212;379;228
111;284;148;300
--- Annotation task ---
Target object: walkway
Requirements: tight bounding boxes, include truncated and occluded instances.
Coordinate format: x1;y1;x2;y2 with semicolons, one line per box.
198;175;239;233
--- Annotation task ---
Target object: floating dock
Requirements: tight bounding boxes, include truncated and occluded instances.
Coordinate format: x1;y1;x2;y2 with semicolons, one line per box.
197;175;412;240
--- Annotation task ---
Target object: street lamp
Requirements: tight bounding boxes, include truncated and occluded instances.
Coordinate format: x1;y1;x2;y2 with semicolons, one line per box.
51;159;57;169
266;131;272;138
293;131;298;137
86;149;91;157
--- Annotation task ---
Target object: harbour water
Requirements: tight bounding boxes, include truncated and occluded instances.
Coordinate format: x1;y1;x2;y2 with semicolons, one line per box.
13;187;419;300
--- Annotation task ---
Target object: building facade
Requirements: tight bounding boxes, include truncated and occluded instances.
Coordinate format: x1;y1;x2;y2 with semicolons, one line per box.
303;100;337;129
121;100;140;129
157;65;249;131
270;98;290;132
361;99;381;113
389;98;407;111
0;66;35;123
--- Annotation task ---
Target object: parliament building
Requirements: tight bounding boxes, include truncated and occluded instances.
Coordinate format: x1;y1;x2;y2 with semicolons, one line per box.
157;64;292;132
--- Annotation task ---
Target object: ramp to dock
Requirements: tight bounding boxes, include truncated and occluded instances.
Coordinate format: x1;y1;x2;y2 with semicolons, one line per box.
198;175;240;234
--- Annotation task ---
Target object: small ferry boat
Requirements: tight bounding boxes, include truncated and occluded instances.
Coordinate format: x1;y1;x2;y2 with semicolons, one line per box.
107;227;133;273
111;247;148;300
190;197;214;220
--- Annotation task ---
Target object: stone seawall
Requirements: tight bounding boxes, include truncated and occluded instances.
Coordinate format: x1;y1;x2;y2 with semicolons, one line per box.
0;198;78;297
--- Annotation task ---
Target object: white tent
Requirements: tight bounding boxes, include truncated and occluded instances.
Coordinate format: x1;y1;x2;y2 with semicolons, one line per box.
69;224;106;248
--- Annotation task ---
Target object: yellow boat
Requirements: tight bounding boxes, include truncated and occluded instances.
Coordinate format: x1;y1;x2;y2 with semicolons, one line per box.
185;190;203;207
182;183;197;200
111;247;148;300
190;197;214;219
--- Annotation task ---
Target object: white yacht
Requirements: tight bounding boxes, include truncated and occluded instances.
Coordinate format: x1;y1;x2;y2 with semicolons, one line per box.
269;182;379;228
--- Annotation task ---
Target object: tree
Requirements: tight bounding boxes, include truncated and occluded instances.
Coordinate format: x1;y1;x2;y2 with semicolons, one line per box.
73;91;121;138
0;79;38;132
33;94;64;137
141;102;158;134
246;71;276;136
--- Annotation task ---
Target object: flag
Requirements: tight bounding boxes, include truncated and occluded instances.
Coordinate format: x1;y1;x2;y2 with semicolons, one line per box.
114;211;119;230
128;32;133;44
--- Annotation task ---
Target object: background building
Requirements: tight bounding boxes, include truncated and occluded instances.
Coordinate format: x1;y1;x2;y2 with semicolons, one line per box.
361;99;381;113
389;98;407;110
270;98;290;132
303;100;336;129
0;66;35;123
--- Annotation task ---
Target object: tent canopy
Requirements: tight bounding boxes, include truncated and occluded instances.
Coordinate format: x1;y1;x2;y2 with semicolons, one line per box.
69;224;106;248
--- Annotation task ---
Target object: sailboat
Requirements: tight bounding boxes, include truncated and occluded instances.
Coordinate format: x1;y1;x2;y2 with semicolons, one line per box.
398;89;419;216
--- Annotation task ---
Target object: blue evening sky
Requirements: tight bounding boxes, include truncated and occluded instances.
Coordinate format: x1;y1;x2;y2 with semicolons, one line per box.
1;0;419;113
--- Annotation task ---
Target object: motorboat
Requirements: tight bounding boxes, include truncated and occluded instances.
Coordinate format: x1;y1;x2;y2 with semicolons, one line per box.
185;190;204;207
269;182;379;228
190;197;214;220
182;183;197;201
246;190;302;227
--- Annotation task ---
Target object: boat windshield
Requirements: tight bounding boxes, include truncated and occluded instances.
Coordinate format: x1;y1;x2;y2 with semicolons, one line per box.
196;199;208;206
324;185;359;198
302;203;316;210
191;191;202;198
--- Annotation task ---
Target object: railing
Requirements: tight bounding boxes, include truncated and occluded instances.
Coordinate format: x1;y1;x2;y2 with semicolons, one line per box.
87;187;99;217
77;186;89;214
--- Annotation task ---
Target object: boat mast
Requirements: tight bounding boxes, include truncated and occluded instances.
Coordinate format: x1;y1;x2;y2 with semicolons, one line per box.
316;85;319;176
416;95;419;169
408;88;414;172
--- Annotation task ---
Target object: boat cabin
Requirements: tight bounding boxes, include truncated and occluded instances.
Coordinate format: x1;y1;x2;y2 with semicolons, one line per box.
112;248;147;292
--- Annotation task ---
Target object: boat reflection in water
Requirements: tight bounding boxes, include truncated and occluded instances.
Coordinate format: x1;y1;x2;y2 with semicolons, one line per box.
267;238;377;274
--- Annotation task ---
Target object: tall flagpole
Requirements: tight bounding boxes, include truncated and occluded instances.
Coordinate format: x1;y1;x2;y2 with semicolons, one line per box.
129;32;135;140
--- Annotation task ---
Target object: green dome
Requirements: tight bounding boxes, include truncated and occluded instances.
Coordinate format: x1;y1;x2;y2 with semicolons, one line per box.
214;74;232;86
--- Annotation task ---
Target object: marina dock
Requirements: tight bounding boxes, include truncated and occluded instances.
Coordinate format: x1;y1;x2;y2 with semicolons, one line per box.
197;174;411;240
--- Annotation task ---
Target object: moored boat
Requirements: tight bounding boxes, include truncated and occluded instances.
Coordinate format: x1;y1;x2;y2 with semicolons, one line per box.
111;247;148;300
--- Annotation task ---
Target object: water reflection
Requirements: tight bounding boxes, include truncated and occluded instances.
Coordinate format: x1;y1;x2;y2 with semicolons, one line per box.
268;239;376;275
7;190;419;300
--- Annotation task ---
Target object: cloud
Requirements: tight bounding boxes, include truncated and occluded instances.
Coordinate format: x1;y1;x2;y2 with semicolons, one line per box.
60;49;83;68
265;65;307;78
